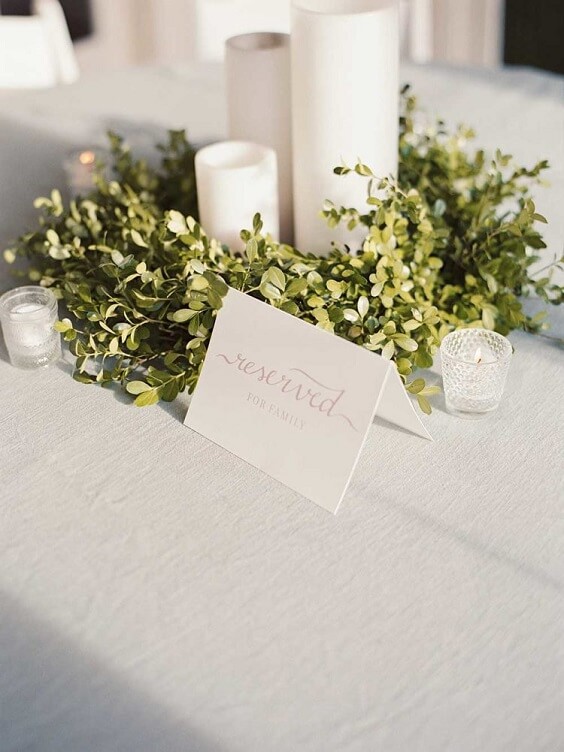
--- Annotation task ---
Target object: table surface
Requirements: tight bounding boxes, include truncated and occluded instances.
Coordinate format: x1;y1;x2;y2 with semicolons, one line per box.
0;63;563;752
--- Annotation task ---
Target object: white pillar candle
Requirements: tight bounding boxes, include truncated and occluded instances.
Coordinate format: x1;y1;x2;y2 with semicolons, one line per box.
291;0;399;255
195;141;280;251
226;32;293;245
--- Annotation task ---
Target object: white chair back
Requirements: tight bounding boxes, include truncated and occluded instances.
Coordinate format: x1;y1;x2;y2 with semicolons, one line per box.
0;0;79;89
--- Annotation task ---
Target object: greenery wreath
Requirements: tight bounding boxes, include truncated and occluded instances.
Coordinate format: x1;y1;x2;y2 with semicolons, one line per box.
4;90;562;412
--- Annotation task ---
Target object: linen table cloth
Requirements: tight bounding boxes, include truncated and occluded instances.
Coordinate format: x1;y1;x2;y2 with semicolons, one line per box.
0;63;563;752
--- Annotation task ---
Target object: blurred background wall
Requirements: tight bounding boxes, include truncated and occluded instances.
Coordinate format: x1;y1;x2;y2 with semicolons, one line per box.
73;0;508;70
4;0;561;75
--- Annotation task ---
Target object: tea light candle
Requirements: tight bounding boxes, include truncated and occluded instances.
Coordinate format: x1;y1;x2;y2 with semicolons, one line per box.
10;302;52;347
473;345;495;365
440;329;513;418
63;147;109;196
0;286;61;369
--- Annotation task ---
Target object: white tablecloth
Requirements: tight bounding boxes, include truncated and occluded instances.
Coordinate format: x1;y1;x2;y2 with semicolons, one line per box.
0;63;563;752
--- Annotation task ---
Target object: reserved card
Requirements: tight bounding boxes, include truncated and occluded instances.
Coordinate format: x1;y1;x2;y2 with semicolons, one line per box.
185;288;431;514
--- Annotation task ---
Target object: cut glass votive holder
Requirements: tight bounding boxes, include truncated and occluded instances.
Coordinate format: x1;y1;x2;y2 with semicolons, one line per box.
440;329;513;418
0;286;61;369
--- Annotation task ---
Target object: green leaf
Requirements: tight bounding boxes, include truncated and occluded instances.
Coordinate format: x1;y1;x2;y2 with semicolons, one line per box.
407;378;425;394
266;267;286;291
167;210;187;234
382;340;395;359
420;386;441;397
126;380;152;395
369;332;386;345
206;273;229;296
343;309;359;323
159;380;179;402
191;275;209;291
134;389;160;407
394;334;418;352
54;318;73;333
396;358;412;376
191;259;205;274
415;350;434;369
207;289;223;310
312;308;329;322
246;238;258;264
482;308;495;330
417;395;432;415
357;296;369;318
355;162;373;177
432;198;446;217
286;278;308;296
46;229;59;245
130;229;148;248
73;371;95;384
170;309;198;323
260;281;282;300
281;300;299;315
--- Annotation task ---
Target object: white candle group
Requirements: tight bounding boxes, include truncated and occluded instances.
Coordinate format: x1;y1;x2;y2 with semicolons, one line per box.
197;0;401;253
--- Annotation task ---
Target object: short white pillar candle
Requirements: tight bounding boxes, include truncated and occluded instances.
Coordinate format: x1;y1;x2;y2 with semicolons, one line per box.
195;141;280;251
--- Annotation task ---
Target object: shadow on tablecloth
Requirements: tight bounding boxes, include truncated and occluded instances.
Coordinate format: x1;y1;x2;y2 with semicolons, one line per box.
0;592;226;752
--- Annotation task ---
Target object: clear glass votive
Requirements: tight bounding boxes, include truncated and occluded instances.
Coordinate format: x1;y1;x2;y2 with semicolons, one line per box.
63;147;111;197
0;286;61;369
440;329;513;418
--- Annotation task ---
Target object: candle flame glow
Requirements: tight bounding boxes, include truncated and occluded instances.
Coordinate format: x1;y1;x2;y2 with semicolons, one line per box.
474;347;482;364
79;150;96;166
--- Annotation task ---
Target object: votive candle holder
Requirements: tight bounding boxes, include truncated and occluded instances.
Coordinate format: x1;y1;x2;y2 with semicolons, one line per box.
63;147;110;197
0;286;61;369
440;329;513;418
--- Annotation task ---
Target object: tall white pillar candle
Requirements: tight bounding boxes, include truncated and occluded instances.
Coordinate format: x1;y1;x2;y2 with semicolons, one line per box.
195;141;279;251
291;0;399;255
226;32;294;245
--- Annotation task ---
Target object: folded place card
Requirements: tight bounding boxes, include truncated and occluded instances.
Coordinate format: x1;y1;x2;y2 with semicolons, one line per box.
185;288;431;514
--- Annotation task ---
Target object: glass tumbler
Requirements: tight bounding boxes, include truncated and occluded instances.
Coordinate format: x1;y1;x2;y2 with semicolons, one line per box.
0;286;62;369
440;329;513;418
